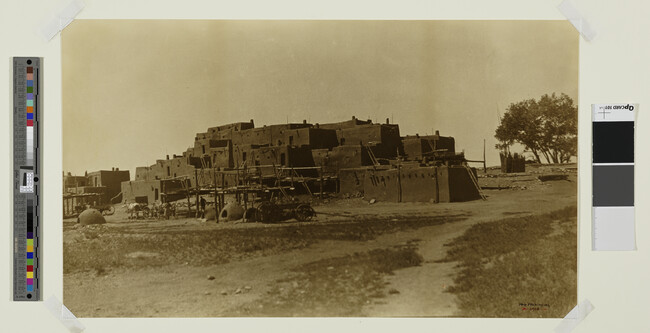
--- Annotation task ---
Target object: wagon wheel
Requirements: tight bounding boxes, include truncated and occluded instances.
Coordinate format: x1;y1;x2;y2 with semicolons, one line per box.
295;204;315;222
141;206;151;219
102;206;115;216
257;202;276;223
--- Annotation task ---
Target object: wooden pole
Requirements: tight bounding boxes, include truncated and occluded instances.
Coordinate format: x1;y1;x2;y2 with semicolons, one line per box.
220;192;225;216
319;162;324;199
221;172;225;213
185;178;191;218
194;169;200;217
434;166;439;203
213;168;218;222
397;164;402;203
483;139;487;173
236;160;240;204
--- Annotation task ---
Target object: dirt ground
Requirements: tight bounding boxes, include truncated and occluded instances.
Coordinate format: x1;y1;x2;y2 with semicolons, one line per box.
63;164;577;317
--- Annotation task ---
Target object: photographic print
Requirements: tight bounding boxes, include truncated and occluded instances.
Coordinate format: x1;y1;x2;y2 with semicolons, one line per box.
62;20;578;317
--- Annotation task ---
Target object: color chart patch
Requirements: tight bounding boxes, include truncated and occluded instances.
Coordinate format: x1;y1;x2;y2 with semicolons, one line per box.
13;57;41;301
592;104;636;251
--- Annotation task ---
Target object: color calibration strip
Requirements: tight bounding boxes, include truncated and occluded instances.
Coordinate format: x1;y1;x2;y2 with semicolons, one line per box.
13;57;41;301
592;104;636;251
22;66;35;193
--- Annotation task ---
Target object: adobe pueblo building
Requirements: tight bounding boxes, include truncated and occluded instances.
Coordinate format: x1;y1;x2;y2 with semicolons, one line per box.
120;117;483;206
62;168;130;217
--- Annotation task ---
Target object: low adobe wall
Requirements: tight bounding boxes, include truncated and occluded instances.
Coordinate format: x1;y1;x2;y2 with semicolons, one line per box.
340;165;480;203
363;168;400;202
339;168;366;195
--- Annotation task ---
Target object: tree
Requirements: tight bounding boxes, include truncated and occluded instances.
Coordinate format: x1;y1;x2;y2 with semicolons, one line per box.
495;93;577;164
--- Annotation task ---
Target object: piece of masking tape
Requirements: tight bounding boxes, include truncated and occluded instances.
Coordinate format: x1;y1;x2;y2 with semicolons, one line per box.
38;0;85;41
554;299;594;333
558;0;597;41
44;296;85;333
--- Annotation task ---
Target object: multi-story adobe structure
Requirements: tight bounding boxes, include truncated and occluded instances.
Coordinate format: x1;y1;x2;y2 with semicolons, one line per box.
121;117;482;204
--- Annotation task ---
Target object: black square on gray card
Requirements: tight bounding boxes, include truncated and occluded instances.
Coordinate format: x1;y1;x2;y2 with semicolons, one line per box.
593;122;634;163
593;165;634;206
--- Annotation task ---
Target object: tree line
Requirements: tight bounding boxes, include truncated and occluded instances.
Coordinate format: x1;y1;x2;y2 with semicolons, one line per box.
495;93;577;164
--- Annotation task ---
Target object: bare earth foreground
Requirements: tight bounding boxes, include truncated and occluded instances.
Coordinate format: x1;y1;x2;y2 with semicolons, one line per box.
63;166;576;317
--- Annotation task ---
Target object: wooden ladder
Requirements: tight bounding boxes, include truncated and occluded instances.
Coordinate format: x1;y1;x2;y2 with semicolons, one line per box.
362;143;380;167
464;165;487;201
290;168;313;196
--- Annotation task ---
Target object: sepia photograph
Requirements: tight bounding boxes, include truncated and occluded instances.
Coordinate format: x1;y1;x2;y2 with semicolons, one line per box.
61;20;578;318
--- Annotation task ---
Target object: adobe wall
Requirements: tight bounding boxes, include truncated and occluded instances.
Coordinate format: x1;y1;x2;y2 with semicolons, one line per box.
198;121;255;141
210;145;233;169
436;166;450;203
270;123;311;146
172;163;196;179
193;138;229;157
121;180;162;204
86;170;130;201
437;136;455;153
150;159;171;179
195;132;210;140
282;128;338;149
402;138;427;159
399;167;438;202
339;168;366;196
348;165;477;203
206;121;254;135
311;148;329;170
233;144;261;166
313;145;371;174
381;124;401;146
336;124;401;157
187;156;206;168
231;145;316;169
318;118;372;130
310;128;339;149
233;127;263;146
447;166;481;202
368;142;400;159
160;178;188;192
220;123;313;147
402;135;456;160
338;124;382;146
135;167;150;181
255;146;283;166
140;157;198;181
87;172;101;187
149;160;172;178
63;175;87;188
362;167;438;203
288;146;316;167
363;168;399;202
99;170;130;201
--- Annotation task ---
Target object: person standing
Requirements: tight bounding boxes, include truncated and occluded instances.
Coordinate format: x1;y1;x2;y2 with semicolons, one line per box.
200;196;207;218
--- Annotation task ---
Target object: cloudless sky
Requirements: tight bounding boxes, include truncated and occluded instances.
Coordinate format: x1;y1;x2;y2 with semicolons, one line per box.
62;20;578;177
